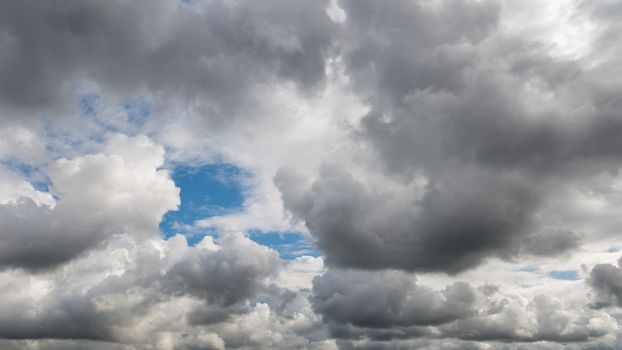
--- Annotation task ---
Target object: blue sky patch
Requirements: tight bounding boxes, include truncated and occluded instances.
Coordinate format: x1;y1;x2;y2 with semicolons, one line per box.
159;163;319;258
548;270;579;281
79;94;100;117
122;97;152;127
160;163;247;243
78;94;121;135
0;158;50;192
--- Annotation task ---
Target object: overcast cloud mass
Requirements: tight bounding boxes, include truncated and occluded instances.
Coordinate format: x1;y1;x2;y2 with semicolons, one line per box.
1;0;622;349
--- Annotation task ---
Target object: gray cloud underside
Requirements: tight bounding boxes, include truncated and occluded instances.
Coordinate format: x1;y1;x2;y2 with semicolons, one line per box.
588;257;622;308
0;233;297;349
0;0;334;128
277;0;622;273
313;268;617;348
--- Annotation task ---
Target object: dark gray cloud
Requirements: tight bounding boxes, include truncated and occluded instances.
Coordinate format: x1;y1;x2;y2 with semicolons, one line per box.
338;0;622;176
0;0;335;127
163;233;282;307
277;164;560;273
0;290;111;341
588;257;622;308
339;0;500;105
275;0;622;274
313;269;477;329
340;0;622;178
312;268;616;348
0;198;105;270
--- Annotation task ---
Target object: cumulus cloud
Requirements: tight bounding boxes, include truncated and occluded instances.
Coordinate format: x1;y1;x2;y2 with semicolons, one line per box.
0;134;179;270
277;164;547;273
163;233;281;307
0;0;335;128
275;0;622;274
2;0;622;349
588;257;622;308
313;268;617;348
313;269;477;329
0;166;54;207
0;232;323;349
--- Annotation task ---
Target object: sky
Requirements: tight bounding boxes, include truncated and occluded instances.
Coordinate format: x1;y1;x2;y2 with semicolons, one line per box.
1;0;622;349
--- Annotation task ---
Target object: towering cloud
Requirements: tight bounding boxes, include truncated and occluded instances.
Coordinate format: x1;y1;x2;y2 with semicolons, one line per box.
276;0;622;274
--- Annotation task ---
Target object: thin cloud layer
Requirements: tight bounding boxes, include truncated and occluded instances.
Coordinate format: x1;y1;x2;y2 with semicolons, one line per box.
1;0;622;349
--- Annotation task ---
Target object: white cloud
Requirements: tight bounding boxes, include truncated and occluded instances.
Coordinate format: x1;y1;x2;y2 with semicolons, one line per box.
0;134;179;269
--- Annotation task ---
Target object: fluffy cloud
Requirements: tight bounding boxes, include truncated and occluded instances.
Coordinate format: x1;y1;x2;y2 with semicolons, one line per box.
0;166;54;206
275;0;622;275
588;256;622;308
0;134;179;270
0;0;335;128
313;268;618;348
277;164;548;273
163;233;281;307
0;232;321;349
2;0;622;349
313;269;477;329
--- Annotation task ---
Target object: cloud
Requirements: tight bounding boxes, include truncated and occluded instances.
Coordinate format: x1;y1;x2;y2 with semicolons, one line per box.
587;256;622;308
277;164;563;273
0;0;336;128
275;0;622;275
313;269;477;329
0;232;325;349
520;228;583;257
312;268;617;348
0;166;54;207
2;0;622;349
163;233;281;307
0;134;179;270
